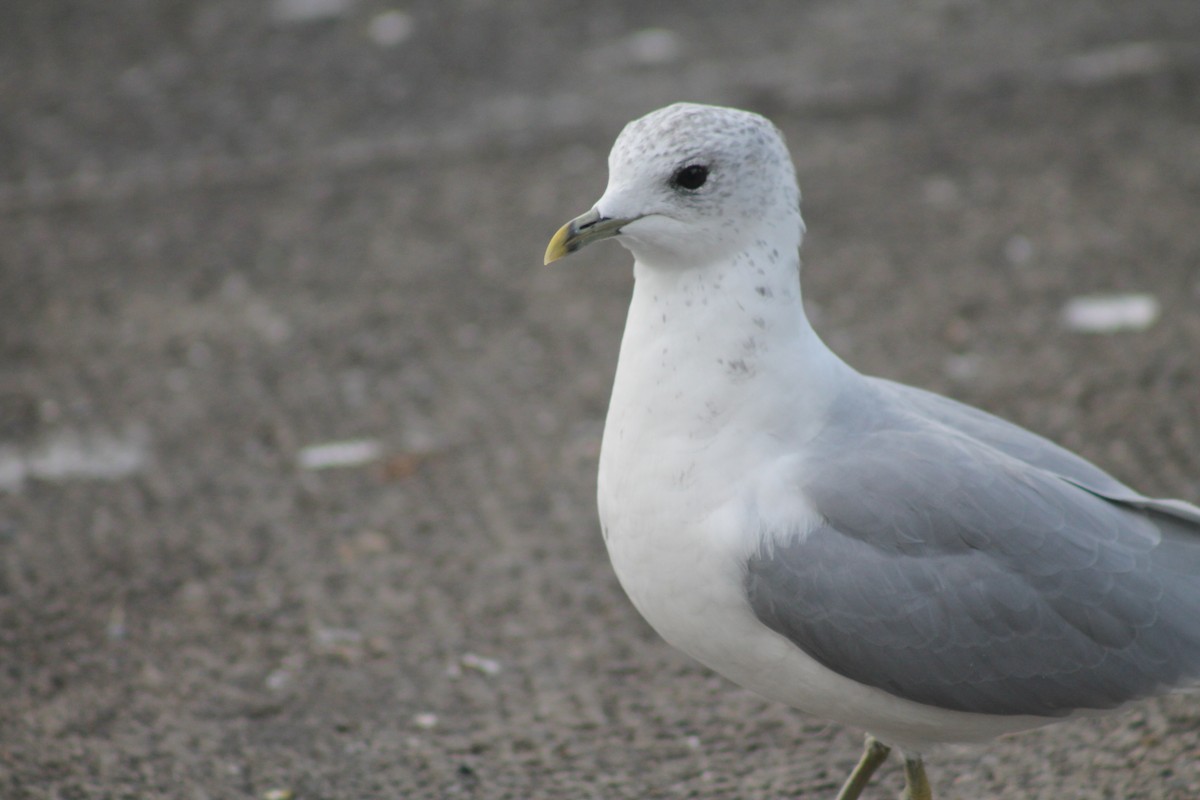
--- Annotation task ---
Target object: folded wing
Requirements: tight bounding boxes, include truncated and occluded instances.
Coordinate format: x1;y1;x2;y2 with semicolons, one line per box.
744;381;1200;716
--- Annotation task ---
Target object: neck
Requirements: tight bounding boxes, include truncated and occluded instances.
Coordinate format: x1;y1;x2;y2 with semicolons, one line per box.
605;244;851;458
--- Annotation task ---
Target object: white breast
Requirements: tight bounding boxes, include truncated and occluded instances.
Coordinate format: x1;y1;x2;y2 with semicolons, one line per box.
594;256;1061;752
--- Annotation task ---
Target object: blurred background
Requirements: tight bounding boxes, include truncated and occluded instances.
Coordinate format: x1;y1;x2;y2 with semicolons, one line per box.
2;1;1199;797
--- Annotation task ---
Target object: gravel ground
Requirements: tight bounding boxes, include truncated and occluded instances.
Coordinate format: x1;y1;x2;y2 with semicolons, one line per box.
2;1;1200;798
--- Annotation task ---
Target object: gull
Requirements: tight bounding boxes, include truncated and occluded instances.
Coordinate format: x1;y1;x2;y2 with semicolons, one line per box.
544;103;1200;800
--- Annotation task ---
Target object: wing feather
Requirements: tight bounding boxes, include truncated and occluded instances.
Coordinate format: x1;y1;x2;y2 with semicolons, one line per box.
744;381;1200;716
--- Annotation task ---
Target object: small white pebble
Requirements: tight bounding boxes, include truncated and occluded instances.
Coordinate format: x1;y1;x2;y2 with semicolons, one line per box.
413;712;439;729
244;301;292;344
944;354;982;382
1003;234;1035;266
271;0;353;23
26;426;150;483
313;627;364;648
1062;42;1171;86
265;668;293;691
460;652;502;676
921;175;959;207
624;28;684;67
368;10;414;47
1061;293;1160;333
298;439;383;470
106;605;128;641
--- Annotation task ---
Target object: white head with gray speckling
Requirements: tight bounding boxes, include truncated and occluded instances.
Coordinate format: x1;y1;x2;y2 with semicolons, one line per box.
545;103;804;271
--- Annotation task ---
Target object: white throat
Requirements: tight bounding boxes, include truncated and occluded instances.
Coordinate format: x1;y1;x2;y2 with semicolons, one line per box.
597;235;852;536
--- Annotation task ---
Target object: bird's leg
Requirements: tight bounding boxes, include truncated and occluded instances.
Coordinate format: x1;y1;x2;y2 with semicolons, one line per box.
902;755;933;800
834;734;892;800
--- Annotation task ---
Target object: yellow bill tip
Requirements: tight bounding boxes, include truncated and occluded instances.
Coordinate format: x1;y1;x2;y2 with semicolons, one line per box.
544;222;572;265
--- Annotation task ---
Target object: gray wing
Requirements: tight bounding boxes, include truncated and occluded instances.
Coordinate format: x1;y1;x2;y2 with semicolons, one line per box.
745;382;1200;717
874;376;1200;523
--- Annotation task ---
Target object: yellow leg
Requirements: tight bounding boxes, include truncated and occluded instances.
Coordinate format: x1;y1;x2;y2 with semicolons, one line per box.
834;734;892;800
902;756;933;800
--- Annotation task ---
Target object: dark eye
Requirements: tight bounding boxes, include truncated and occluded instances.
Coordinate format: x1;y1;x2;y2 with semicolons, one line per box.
671;164;709;191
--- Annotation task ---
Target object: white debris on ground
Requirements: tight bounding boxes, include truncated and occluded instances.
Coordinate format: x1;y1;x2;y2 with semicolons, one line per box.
264;668;293;692
1061;42;1172;86
220;274;293;344
0;425;151;492
270;0;354;23
265;653;306;692
459;652;503;676
944;354;984;383
921;175;960;207
297;438;383;470
412;712;439;730
312;626;364;650
1003;234;1035;267
1061;293;1161;333
623;29;685;67
589;28;685;73
368;10;414;47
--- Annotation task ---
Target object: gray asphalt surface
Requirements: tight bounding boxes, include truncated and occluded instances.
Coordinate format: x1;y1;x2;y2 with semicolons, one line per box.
3;1;1200;798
